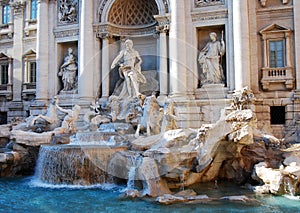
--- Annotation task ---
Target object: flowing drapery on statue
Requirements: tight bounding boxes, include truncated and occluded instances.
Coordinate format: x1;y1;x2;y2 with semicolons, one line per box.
198;32;225;84
58;48;78;91
111;39;146;99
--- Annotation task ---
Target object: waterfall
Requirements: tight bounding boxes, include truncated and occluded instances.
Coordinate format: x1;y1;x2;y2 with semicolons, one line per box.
127;167;136;190
126;154;143;190
283;176;296;196
34;145;126;185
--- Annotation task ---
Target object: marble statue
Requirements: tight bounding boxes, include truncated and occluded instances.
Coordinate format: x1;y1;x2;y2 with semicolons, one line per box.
54;104;81;134
136;93;164;136
58;47;78;91
111;39;146;99
160;100;178;133
231;86;255;110
24;97;61;133
58;0;78;24
198;32;225;84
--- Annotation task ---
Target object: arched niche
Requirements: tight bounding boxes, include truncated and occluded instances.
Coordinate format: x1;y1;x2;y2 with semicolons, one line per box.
98;0;170;23
97;0;167;96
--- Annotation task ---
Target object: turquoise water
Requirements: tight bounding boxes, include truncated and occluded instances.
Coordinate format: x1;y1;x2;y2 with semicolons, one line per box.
0;177;299;213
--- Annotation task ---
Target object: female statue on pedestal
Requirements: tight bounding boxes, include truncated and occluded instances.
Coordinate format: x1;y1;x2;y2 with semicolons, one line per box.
111;39;146;99
198;32;225;84
58;47;78;91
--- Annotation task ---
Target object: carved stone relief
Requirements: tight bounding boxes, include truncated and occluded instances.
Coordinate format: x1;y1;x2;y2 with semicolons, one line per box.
195;0;224;7
58;0;78;25
12;1;25;15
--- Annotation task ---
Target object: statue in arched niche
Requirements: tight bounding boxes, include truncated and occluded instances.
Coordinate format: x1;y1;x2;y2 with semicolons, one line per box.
198;31;225;85
111;39;146;99
58;47;78;92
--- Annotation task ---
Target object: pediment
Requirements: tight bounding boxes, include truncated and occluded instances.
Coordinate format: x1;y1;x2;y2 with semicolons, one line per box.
0;52;11;59
260;24;291;35
23;49;36;56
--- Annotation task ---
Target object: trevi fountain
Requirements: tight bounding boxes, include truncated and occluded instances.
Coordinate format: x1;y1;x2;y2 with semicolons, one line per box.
1;39;300;212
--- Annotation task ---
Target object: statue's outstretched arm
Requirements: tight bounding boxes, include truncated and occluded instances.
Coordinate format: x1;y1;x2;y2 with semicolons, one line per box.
111;51;124;69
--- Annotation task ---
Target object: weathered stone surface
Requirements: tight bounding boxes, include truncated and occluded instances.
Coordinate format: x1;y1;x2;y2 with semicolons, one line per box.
0;124;12;138
10;130;54;146
156;190;210;204
220;195;251;202
139;157;171;197
0;145;39;177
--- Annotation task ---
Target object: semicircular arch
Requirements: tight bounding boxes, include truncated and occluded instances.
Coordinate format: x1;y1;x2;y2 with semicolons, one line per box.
98;0;169;23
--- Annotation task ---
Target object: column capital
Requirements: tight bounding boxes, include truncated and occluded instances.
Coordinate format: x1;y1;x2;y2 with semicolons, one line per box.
156;24;169;34
154;14;170;34
98;32;113;39
11;1;25;15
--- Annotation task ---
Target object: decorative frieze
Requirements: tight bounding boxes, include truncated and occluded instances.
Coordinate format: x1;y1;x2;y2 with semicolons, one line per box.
95;23;156;38
53;28;79;38
195;0;224;8
191;10;227;22
57;0;78;25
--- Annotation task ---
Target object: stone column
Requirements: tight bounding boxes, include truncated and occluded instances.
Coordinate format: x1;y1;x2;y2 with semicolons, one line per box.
11;1;25;102
101;36;110;98
155;18;169;97
169;0;187;98
78;0;94;100
294;1;300;90
293;0;300;109
36;0;49;101
159;29;168;96
232;0;251;90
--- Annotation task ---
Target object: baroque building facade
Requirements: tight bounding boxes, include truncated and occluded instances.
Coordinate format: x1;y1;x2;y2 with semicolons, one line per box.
0;0;299;139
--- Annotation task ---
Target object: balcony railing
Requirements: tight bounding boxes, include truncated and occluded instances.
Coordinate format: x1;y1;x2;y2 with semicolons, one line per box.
0;83;12;99
261;67;294;91
22;82;36;100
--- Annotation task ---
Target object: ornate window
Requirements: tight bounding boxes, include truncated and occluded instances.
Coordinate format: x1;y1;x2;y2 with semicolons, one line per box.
0;53;12;99
30;0;37;20
2;4;10;24
0;64;8;85
23;49;36;83
25;0;38;36
259;24;294;91
269;40;284;68
28;61;36;83
22;49;36;99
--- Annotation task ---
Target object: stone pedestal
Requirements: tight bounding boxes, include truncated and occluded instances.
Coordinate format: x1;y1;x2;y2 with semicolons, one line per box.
195;84;227;99
7;102;24;122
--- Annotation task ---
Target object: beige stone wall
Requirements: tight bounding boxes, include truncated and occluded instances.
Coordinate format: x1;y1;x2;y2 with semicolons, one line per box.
0;0;298;139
